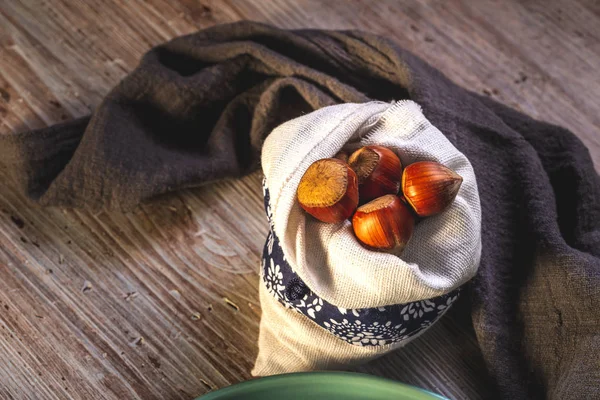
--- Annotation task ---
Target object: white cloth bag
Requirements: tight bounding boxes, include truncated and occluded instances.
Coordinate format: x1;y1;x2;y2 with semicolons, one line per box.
253;100;481;375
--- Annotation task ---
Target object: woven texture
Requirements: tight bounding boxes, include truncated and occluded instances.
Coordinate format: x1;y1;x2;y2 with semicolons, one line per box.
262;100;481;308
252;284;423;376
254;100;480;374
259;182;460;351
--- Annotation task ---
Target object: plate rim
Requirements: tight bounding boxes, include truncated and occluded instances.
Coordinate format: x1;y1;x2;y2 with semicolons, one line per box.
196;371;448;400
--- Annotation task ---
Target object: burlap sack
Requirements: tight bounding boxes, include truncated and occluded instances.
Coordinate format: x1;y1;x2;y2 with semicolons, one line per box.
253;100;481;375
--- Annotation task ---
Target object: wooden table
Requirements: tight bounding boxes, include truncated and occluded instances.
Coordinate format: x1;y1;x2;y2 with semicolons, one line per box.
1;1;598;399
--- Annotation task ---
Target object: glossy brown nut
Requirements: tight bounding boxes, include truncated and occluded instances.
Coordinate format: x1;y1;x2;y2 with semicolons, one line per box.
297;158;359;223
352;194;415;251
401;161;463;217
349;145;403;203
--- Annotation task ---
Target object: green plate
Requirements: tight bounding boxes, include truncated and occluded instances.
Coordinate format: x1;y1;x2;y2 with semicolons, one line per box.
196;372;448;400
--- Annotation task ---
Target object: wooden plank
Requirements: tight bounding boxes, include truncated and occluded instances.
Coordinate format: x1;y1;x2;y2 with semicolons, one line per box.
0;1;599;399
0;171;267;400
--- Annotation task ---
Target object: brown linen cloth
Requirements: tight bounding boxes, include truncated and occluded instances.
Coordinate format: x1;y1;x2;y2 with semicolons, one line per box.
1;21;598;399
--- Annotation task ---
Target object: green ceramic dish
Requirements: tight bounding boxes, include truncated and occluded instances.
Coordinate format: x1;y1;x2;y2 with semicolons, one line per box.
196;371;448;400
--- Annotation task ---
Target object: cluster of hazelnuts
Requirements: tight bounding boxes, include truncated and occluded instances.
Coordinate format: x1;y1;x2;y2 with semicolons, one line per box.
297;146;463;253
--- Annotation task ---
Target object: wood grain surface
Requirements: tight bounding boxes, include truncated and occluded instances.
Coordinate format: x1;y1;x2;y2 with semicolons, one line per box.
0;1;598;399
